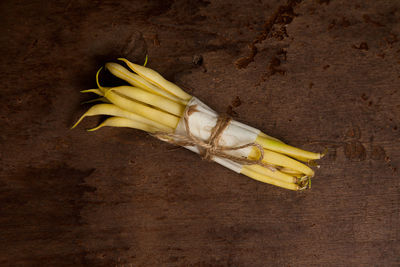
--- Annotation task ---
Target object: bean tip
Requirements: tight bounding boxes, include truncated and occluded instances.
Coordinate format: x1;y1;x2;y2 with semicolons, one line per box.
71;114;87;129
87;124;103;132
143;54;148;67
320;148;328;159
96;67;107;92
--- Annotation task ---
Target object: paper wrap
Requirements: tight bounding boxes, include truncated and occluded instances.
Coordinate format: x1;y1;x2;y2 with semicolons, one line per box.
175;97;260;173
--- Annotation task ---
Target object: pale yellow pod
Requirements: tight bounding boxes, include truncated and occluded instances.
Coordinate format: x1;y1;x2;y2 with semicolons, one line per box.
88;117;160;133
105;89;180;129
111;86;185;117
258;132;284;143
248;147;314;177
255;135;322;161
245;164;297;184
81;97;110;105
279;167;303;176
80;89;104;96
283;172;304;179
241;167;299;191
95;67;110;94
291;155;317;163
105;62;186;104
118;58;192;101
71;103;173;132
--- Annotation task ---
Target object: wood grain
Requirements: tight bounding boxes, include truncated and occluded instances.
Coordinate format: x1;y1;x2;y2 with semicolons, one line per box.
0;0;399;266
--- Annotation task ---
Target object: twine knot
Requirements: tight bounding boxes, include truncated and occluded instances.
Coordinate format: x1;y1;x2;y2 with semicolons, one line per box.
152;105;276;171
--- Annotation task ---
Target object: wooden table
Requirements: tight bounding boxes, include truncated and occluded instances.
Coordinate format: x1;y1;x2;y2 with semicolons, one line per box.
1;0;399;266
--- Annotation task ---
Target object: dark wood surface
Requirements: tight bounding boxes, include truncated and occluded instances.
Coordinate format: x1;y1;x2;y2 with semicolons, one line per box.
1;0;399;266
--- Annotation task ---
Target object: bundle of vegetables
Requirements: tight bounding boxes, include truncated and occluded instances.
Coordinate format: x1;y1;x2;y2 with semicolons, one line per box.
73;58;323;191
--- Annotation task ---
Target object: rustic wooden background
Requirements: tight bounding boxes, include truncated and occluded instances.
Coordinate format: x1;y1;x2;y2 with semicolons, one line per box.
1;0;399;266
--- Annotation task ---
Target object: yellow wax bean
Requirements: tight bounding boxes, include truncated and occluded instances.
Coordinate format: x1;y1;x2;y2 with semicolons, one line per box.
71;103;173;132
81;97;109;105
111;86;185;117
241;167;299;191
259;132;284;143
118;58;192;101
105;89;180;129
291;156;317;163
283;172;304;178
80;89;104;96
88;117;159;133
105;62;187;104
95;67;110;94
248;147;315;177
245;164;297;184
279;167;303;175
255;135;322;160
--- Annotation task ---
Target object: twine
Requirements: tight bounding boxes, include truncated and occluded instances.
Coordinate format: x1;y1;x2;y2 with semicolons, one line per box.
152;105;276;171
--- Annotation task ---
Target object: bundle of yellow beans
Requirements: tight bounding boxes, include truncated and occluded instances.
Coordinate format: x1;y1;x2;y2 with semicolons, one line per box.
73;58;323;191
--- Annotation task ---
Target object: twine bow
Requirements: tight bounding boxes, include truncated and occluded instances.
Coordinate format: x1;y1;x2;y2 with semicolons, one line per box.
152;105;276;171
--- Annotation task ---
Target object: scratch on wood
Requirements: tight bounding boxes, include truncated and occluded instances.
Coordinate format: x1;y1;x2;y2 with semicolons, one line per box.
235;0;302;69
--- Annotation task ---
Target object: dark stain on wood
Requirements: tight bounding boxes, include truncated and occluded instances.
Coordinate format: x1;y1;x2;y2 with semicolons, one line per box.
363;14;384;27
346;125;361;139
352;42;369;51
235;0;302;69
344;141;366;161
231;96;242;108
1;0;399;266
370;145;386;161
317;0;330;4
